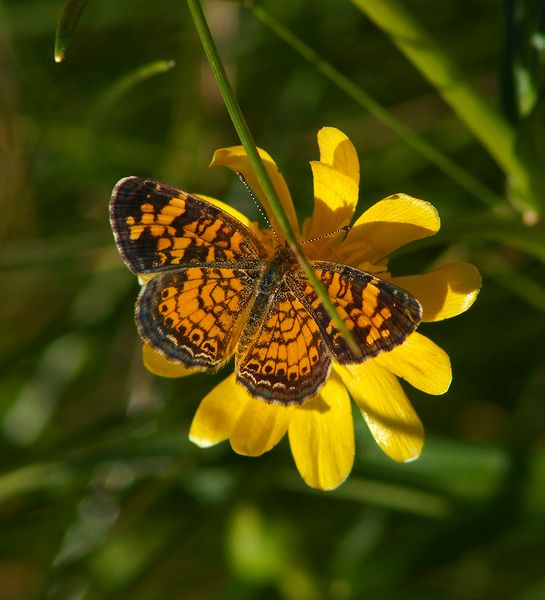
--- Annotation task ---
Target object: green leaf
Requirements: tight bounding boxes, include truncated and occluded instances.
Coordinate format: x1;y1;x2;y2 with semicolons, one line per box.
54;0;89;63
505;0;545;119
351;0;537;212
514;98;545;215
351;0;514;168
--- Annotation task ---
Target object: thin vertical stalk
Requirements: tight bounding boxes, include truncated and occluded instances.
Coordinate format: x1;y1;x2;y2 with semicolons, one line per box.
186;0;360;356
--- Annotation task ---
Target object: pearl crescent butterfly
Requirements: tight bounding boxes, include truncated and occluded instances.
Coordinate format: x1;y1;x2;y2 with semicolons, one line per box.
110;176;422;405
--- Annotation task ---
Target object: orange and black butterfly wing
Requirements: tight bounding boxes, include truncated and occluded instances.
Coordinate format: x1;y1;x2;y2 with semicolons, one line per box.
110;176;267;370
236;285;332;405
289;261;422;363
110;176;267;274
137;266;261;370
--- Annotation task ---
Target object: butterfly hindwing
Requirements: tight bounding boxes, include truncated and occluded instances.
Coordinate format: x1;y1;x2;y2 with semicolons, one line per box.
236;284;332;405
136;267;261;370
289;261;422;364
110;176;267;274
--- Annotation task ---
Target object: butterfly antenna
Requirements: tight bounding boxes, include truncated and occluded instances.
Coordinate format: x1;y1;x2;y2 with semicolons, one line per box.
236;172;281;244
300;226;350;245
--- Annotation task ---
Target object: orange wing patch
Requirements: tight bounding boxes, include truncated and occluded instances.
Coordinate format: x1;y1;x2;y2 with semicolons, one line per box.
136;267;260;370
290;261;422;364
126;196;185;241
237;288;331;404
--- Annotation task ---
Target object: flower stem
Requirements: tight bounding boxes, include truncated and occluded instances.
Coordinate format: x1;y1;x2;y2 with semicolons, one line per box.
186;0;361;356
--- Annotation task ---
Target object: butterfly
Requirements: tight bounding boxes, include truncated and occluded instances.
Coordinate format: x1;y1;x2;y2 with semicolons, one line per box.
110;176;422;405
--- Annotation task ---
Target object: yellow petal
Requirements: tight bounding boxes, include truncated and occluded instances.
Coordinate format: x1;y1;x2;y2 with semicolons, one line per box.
317;126;359;185
142;343;199;378
375;332;452;395
210;146;299;235
304;128;359;239
189;374;245;447
341;194;440;265
338;362;424;463
229;393;293;457
138;273;155;284
305;162;359;239
391;261;482;322
288;373;354;490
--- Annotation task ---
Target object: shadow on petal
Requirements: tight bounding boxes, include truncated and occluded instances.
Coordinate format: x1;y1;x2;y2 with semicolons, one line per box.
392;261;482;322
305;163;358;241
288;373;354;490
318;127;360;185
142;343;200;378
297;394;331;414
337;363;424;463
230;395;293;457
376;332;452;395
189;374;246;448
348;221;439;265
342;195;440;264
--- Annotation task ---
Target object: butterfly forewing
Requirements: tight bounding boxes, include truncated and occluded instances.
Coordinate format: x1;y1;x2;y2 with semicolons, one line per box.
110;176;267;274
289;261;422;364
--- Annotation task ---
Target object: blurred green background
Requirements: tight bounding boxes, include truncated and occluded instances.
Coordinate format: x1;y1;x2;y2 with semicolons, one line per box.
2;0;545;598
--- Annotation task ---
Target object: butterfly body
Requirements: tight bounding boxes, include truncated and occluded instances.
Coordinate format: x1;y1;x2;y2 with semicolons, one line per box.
110;176;422;405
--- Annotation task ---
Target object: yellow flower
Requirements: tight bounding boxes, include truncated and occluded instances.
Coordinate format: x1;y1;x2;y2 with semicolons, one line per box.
144;127;481;490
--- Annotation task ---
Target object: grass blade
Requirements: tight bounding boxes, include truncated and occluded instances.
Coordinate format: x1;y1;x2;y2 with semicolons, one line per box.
54;0;89;63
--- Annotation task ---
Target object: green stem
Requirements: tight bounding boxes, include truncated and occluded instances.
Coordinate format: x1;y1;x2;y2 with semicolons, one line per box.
251;4;502;208
186;0;361;356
